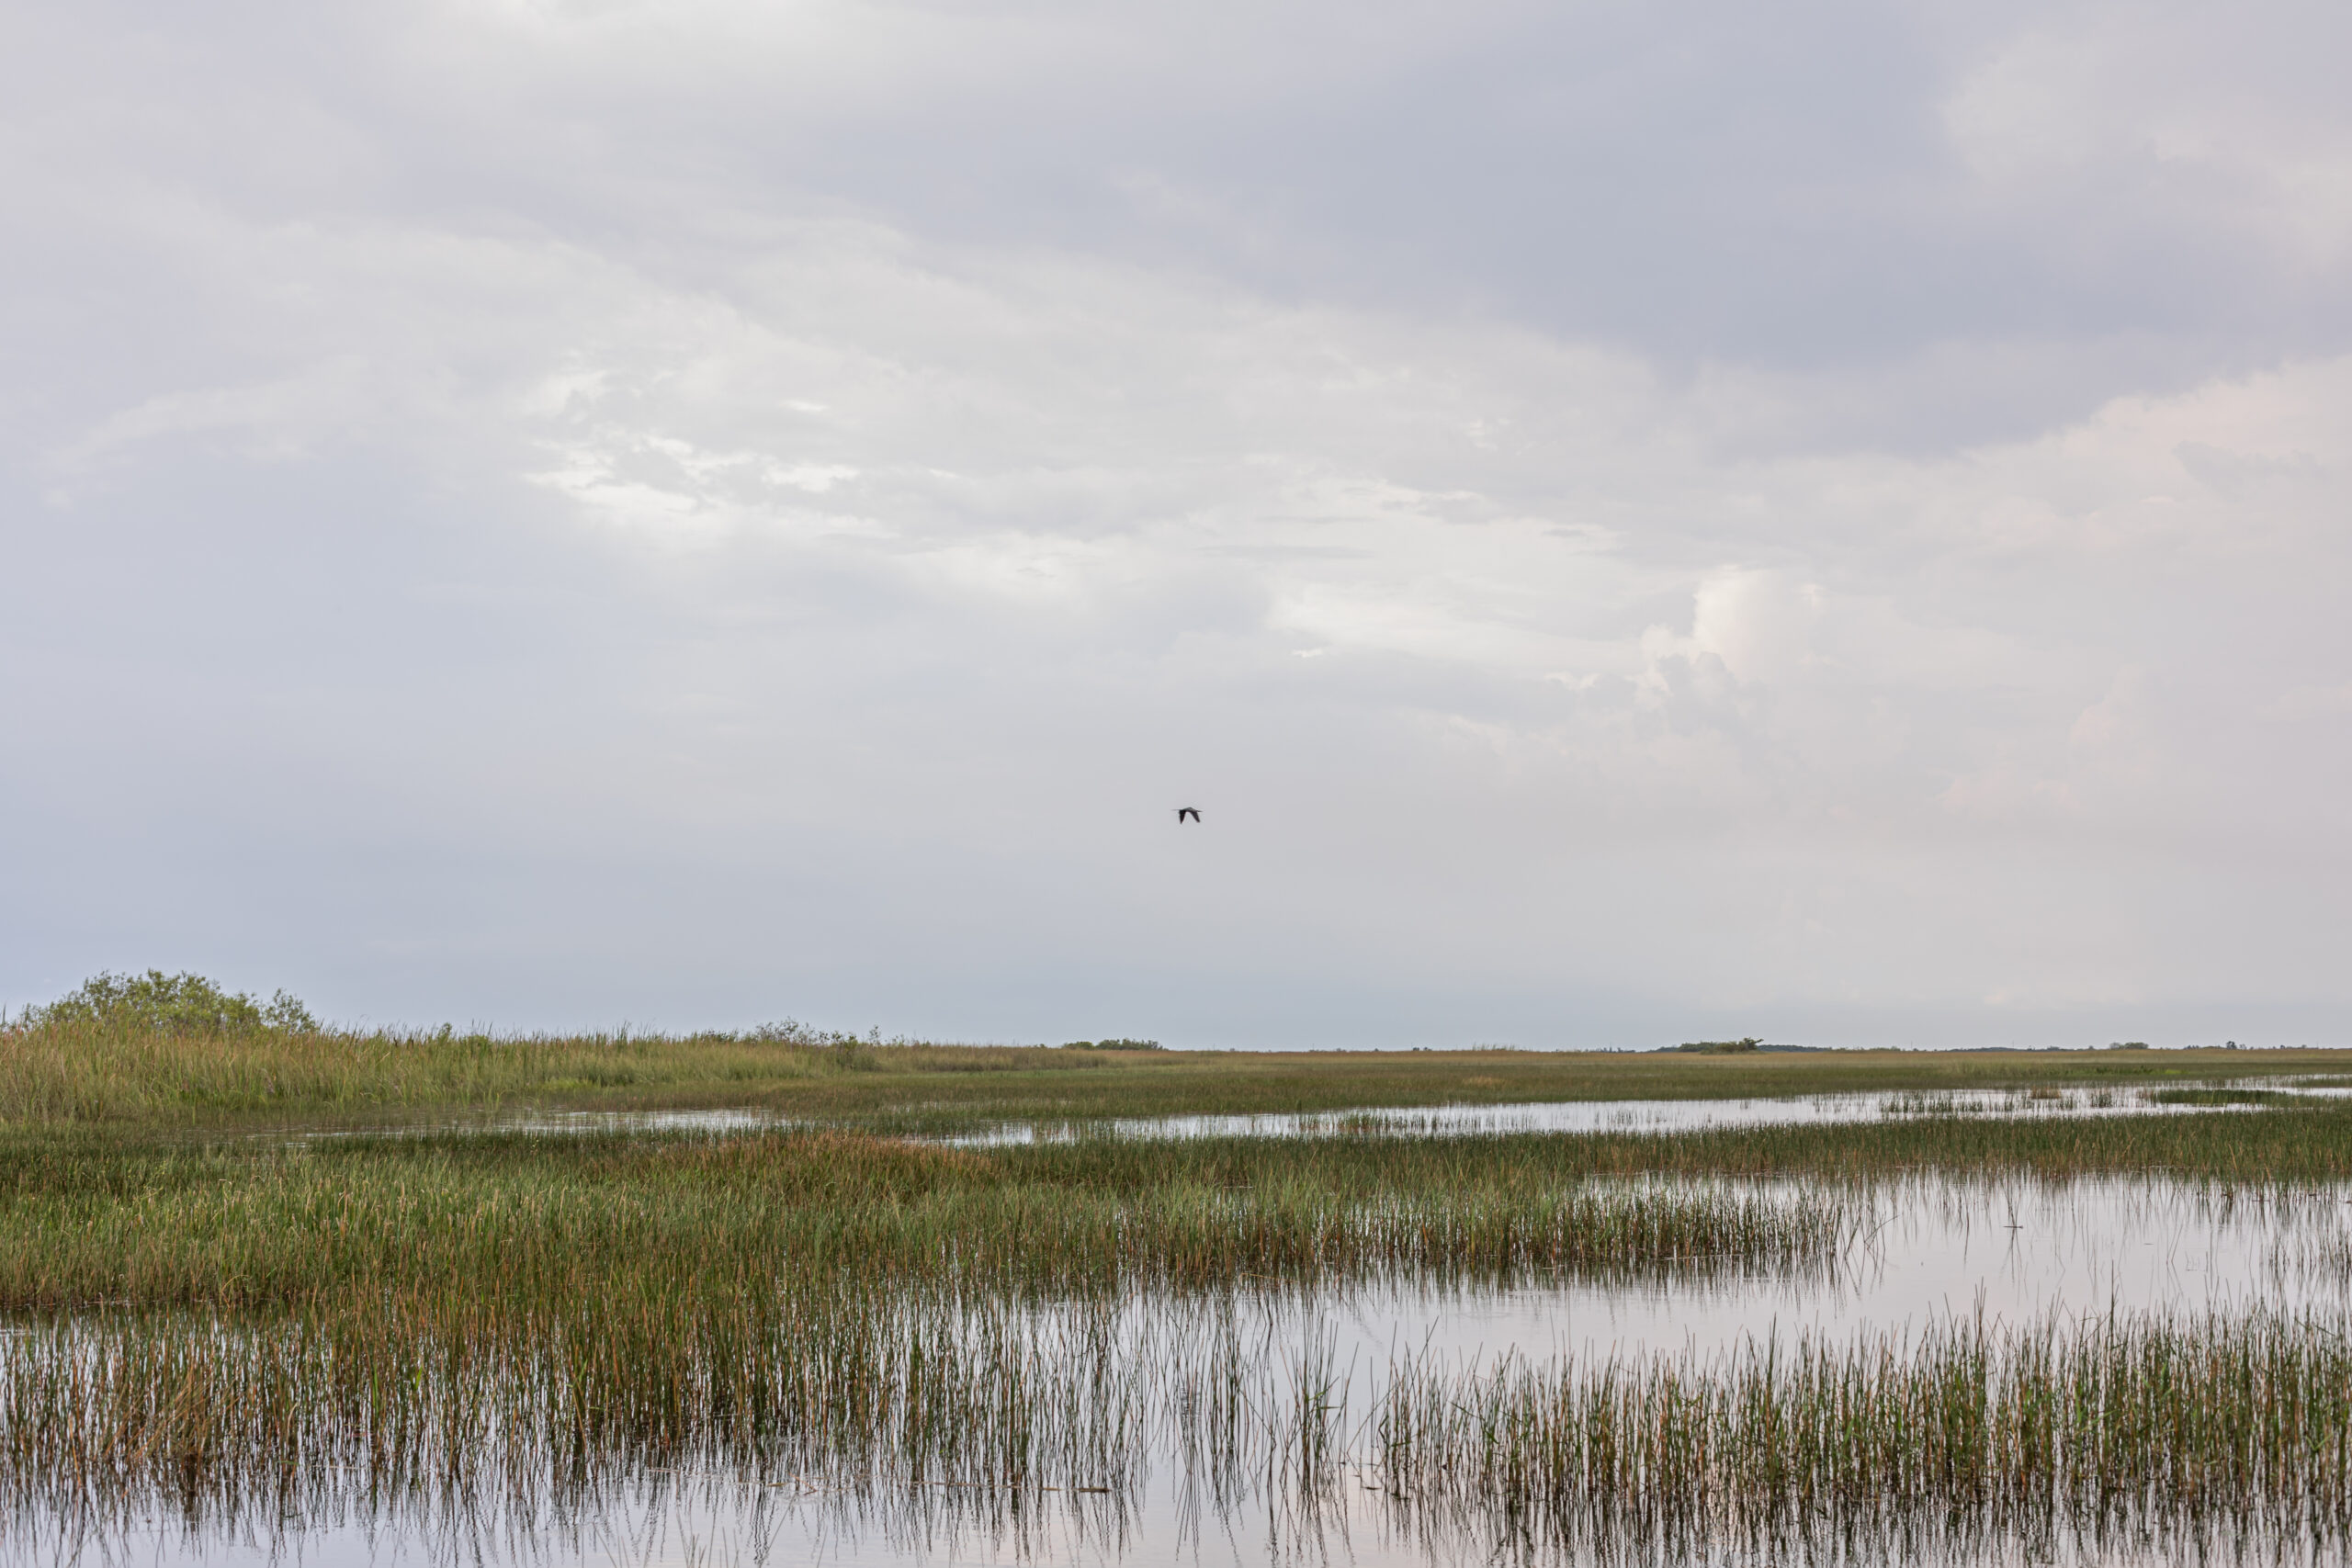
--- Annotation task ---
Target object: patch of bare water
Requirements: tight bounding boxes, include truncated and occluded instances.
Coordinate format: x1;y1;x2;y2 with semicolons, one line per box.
1319;1173;2352;1369
334;1080;2352;1145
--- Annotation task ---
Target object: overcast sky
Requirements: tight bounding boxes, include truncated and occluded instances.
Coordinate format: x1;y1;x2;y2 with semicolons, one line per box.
5;0;2349;1046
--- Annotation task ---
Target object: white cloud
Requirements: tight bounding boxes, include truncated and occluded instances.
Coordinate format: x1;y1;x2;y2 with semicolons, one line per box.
1944;0;2352;267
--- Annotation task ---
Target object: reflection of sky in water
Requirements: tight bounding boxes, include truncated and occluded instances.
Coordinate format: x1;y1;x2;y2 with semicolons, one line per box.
1322;1176;2352;1370
327;1080;2352;1145
965;1085;2352;1145
65;1468;2304;1568
40;1173;2352;1568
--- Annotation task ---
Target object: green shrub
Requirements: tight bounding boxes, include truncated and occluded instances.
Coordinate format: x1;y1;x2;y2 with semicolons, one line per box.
28;971;318;1036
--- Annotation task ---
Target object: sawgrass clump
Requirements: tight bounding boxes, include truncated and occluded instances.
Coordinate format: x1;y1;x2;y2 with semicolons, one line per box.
0;1018;1134;1126
0;1129;1851;1309
1377;1307;2352;1558
1502;1100;2352;1183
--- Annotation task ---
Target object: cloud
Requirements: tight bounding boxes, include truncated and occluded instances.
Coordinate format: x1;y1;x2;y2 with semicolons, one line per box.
2257;683;2352;724
2;0;2349;1043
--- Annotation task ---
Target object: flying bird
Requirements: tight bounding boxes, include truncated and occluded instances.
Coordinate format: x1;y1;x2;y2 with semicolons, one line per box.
1176;807;1202;823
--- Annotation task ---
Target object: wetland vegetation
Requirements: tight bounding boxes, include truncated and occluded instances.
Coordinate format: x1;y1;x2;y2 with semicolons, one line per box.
7;978;2352;1564
10;969;2346;1133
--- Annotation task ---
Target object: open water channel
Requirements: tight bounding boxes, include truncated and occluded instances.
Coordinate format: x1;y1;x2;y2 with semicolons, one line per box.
374;1077;2352;1145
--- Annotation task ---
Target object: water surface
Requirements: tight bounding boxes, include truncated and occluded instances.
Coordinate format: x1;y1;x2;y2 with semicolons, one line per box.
360;1079;2351;1145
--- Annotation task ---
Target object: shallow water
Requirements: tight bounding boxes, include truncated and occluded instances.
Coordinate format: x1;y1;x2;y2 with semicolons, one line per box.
23;1166;2352;1567
51;1472;2314;1568
1325;1174;2352;1370
349;1079;2351;1145
956;1082;2351;1145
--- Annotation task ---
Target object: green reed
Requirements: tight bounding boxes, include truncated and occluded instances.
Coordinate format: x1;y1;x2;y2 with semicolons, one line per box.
1554;1100;2352;1182
0;1288;1362;1545
1376;1308;2352;1557
10;1295;2351;1563
14;1111;2352;1321
0;1290;1167;1528
0;1130;1851;1309
0;1017;1132;1126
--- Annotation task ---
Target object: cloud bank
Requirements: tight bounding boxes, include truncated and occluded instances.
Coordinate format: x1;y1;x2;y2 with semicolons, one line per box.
4;0;2348;1045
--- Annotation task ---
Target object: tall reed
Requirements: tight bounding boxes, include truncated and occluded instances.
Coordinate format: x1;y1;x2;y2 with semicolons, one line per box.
0;1132;1854;1307
1376;1308;2352;1558
0;1019;1110;1125
0;1290;1224;1530
9;1298;2352;1563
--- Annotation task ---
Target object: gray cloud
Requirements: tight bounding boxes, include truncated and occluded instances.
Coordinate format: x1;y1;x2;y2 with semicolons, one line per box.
3;0;2348;1045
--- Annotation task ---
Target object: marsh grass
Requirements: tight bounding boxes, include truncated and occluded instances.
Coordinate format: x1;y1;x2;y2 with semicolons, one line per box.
14;1110;2352;1318
8;1015;2349;1131
0;1018;1132;1127
1559;1101;2352;1182
0;1291;1168;1530
1377;1308;2352;1561
2147;1087;2299;1107
0;1131;1851;1309
14;1013;2352;1565
0;1291;1371;1551
11;1296;2351;1566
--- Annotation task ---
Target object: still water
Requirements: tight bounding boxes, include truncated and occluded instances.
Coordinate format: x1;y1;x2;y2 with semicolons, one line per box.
387;1078;2350;1145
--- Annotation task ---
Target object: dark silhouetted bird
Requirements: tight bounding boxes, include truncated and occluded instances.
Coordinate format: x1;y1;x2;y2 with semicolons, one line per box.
1176;807;1202;823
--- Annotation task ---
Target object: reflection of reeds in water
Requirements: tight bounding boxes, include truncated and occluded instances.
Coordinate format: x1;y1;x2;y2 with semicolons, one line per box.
2270;1223;2352;1290
1378;1308;2352;1562
0;1292;1303;1545
9;1295;2352;1564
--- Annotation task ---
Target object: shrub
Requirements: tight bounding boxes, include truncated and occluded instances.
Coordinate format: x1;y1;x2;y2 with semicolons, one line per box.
27;971;318;1036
